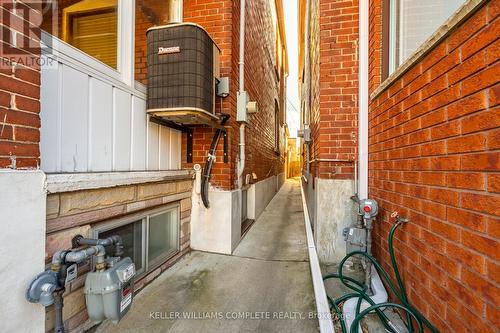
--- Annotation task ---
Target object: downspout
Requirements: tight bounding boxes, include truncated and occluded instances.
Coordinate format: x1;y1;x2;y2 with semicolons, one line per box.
237;0;246;189
342;2;390;332
358;0;369;200
304;0;311;176
168;0;183;23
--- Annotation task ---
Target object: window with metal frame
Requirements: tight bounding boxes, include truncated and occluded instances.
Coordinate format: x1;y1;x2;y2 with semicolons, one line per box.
93;204;180;277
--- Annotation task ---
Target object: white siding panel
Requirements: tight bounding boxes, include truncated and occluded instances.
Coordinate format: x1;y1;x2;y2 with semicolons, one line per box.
113;89;132;171
39;36;181;173
147;121;160;170
40;61;60;172
159;126;171;170
89;78;113;171
170;130;181;170
131;96;147;170
60;65;88;172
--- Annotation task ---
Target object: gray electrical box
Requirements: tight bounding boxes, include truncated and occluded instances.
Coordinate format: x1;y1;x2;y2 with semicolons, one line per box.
84;257;135;324
297;127;311;143
343;227;367;254
217;77;230;97
237;91;249;123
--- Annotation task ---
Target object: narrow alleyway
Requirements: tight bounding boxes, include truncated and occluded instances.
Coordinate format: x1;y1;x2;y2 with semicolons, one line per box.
96;178;318;333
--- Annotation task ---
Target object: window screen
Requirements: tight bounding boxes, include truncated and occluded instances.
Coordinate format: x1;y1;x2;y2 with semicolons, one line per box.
41;0;119;69
389;0;465;74
70;9;118;68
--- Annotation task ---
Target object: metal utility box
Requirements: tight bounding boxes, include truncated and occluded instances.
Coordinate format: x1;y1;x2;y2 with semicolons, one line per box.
146;23;221;126
84;257;135;324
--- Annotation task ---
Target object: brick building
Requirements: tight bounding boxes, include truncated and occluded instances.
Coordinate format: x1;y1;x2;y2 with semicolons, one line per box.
183;0;289;255
299;0;360;263
0;0;287;332
299;0;499;332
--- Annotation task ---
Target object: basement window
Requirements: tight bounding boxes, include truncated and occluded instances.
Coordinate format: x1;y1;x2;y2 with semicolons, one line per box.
93;204;180;276
387;0;465;74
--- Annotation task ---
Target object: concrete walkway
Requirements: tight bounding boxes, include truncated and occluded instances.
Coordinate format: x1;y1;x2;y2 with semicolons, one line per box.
97;178;318;333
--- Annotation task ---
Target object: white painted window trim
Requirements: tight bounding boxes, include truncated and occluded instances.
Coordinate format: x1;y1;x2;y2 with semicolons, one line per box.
371;0;486;100
118;0;136;87
41;0;145;97
46;170;192;194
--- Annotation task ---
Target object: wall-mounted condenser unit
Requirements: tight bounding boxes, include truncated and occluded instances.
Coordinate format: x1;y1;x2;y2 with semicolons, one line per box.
146;23;221;126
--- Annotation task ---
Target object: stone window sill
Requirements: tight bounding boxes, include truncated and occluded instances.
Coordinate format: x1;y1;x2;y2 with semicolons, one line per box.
46;170;192;194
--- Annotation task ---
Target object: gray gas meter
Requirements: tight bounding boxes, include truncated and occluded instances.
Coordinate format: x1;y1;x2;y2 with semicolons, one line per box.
85;257;135;324
358;199;378;220
343;226;367;254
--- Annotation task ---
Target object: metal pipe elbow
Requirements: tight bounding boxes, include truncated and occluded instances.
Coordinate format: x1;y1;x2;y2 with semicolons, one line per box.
64;245;105;263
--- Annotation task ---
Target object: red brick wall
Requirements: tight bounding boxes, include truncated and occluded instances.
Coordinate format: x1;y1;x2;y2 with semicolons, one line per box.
183;0;286;190
135;0;170;84
182;0;236;190
368;1;499;332
309;0;359;181
133;0;285;190
0;1;42;169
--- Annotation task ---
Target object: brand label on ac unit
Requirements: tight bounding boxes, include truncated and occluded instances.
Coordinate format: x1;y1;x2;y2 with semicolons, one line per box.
158;46;181;55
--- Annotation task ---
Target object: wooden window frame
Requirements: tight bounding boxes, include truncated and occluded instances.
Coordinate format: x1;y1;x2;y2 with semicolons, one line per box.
53;0;135;87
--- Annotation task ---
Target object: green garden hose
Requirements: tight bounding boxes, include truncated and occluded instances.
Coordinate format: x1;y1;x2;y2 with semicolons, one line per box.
323;221;440;333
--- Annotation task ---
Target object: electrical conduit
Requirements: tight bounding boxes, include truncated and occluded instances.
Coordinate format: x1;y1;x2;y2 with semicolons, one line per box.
201;115;230;208
237;0;246;189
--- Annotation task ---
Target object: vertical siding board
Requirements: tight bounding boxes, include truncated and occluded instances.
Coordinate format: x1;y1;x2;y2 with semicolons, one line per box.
60;65;89;172
131;96;147;170
170;130;181;170
40;59;59;172
114;89;132;170
159;126;171;170
112;88;116;171
89;78;113;171
147;121;160;170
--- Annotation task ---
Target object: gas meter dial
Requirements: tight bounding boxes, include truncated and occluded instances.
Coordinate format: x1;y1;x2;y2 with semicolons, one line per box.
359;199;378;220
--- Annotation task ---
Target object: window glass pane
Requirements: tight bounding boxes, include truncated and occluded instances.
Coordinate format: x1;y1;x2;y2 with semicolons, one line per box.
148;209;179;265
100;220;143;272
41;0;118;69
390;0;464;73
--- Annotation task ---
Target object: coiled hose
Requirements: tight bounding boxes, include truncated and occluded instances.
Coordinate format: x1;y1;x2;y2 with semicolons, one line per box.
323;221;440;333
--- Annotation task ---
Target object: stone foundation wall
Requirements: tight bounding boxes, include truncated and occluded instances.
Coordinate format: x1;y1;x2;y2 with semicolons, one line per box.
44;177;193;332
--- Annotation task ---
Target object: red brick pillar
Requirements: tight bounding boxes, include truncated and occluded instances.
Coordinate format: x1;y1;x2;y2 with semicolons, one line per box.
0;0;42;169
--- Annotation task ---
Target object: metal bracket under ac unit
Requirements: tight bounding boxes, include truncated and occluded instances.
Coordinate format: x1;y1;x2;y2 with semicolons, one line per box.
150;116;229;164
